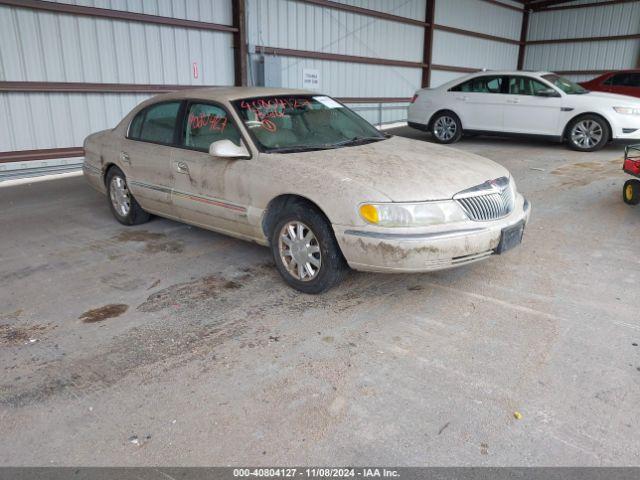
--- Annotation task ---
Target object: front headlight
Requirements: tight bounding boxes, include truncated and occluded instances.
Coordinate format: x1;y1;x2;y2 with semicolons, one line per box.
613;107;640;115
359;201;467;227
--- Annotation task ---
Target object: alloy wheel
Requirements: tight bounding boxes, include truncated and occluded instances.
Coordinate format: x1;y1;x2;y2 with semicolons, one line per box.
570;120;603;149
278;221;322;281
433;116;457;141
109;176;131;217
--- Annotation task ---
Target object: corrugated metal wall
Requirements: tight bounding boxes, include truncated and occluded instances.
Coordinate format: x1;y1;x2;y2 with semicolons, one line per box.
8;0;636;170
525;1;640;81
245;0;425;124
0;0;235;154
430;0;522;87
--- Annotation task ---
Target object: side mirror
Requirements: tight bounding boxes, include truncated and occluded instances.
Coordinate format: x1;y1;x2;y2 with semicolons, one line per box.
209;139;250;159
535;88;560;98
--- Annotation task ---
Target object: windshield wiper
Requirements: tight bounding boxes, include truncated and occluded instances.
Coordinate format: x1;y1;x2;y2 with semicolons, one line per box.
265;145;331;153
265;136;385;154
329;136;386;148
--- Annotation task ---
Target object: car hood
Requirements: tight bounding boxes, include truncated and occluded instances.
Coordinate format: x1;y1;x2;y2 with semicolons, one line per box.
269;136;510;202
580;91;640;105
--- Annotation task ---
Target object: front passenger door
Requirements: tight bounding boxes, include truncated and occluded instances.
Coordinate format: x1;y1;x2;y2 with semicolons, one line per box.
502;76;562;135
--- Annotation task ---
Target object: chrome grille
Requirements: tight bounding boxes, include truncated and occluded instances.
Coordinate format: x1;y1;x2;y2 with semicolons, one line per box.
454;177;515;221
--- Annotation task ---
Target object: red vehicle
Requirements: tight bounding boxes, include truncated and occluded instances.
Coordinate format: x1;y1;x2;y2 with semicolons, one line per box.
623;145;640;205
580;70;640;98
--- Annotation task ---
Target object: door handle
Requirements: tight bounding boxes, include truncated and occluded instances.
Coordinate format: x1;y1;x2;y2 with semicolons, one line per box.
175;161;189;174
507;98;520;104
456;96;468;101
120;152;130;164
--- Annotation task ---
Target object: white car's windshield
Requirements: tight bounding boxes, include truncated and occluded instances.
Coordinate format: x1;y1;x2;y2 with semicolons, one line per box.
232;95;385;153
542;74;589;95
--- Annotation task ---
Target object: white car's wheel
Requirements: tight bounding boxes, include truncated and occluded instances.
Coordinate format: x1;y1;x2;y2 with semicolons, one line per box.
430;111;463;144
566;115;609;152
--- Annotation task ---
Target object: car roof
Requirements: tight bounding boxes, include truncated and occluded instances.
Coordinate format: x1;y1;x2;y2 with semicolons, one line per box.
141;86;313;104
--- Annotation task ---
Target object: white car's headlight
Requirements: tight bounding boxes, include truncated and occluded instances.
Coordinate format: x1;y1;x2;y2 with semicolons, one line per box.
613;107;640;115
359;201;467;227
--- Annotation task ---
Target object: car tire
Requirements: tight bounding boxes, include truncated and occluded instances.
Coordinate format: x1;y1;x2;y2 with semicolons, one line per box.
430;111;463;144
623;179;640;205
270;202;348;294
105;166;151;226
566;114;610;152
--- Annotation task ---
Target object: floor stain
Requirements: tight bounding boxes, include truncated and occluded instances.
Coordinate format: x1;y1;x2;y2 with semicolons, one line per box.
113;230;184;254
79;304;128;323
0;323;50;346
437;421;450;435
551;158;621;188
138;275;238;313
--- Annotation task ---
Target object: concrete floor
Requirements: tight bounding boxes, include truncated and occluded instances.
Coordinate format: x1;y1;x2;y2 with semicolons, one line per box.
1;128;639;466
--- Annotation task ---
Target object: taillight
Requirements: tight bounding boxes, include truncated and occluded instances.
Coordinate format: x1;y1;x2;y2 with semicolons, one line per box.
410;94;418;103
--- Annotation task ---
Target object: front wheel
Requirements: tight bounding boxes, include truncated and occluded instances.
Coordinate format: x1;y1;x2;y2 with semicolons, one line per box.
430;111;463;144
270;203;347;294
623;179;640;205
566;115;610;152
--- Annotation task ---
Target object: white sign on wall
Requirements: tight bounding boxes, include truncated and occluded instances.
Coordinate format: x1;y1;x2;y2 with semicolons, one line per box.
302;68;320;90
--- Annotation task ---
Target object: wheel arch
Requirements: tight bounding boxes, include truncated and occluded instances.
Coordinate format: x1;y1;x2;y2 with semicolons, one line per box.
103;162;119;186
562;112;612;141
262;194;333;243
428;109;463;130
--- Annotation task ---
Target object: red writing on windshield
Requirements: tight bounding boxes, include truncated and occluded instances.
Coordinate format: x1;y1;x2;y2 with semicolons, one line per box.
240;98;310;132
188;113;227;132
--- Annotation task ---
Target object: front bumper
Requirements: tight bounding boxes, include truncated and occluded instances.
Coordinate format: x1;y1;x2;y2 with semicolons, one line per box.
335;194;531;273
611;115;640;140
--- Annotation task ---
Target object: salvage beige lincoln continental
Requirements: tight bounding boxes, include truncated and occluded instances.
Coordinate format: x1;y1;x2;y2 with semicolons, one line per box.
83;87;531;293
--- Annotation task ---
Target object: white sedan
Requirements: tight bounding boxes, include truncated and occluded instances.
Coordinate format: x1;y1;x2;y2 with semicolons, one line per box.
408;71;640;151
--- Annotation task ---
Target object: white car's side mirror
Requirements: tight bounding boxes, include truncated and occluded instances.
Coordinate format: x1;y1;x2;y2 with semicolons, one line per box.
209;139;250;159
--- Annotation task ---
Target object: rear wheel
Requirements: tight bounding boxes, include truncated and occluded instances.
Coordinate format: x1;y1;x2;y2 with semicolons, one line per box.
566;115;609;152
105;166;151;225
270;202;347;294
430;111;462;144
623;179;640;205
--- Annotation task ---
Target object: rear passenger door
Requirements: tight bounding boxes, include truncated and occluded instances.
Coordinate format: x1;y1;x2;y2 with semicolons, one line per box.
449;75;506;132
123;101;183;215
171;101;254;236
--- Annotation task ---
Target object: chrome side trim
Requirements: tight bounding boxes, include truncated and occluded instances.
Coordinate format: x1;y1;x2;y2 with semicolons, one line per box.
172;189;247;213
343;227;486;241
128;180;247;213
128;180;170;194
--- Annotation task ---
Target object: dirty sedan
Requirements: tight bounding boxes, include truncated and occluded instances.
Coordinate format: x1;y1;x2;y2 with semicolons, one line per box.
83;87;531;293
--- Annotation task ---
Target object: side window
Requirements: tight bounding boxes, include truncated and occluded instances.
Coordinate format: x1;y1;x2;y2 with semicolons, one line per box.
184;103;242;151
137;102;181;144
508;76;550;95
451;76;503;93
607;73;631;86
629;74;640;87
128;110;144;139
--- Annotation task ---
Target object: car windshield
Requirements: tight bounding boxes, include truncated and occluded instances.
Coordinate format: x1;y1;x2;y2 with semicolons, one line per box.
232;95;385;153
542;74;589;94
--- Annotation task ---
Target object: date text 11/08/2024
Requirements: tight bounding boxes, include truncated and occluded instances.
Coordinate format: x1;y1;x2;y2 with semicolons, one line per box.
232;468;400;478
